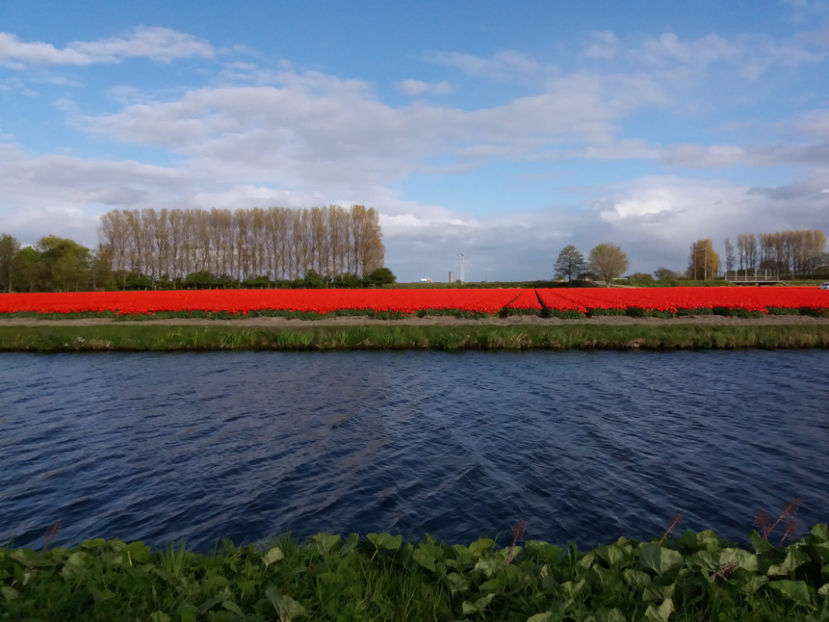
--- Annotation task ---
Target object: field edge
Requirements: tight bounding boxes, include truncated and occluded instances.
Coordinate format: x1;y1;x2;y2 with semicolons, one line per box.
2;323;829;352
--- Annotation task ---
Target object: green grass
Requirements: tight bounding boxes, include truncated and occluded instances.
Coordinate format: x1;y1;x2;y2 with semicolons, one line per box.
2;523;828;621
1;323;829;352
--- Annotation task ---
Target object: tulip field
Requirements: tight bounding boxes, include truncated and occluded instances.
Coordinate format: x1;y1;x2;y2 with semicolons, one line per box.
0;286;826;318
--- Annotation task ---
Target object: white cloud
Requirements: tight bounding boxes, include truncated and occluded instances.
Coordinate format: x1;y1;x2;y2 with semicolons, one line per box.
2;23;827;281
0;27;214;68
0;143;190;246
583;28;826;82
395;79;456;96
73;67;669;197
423;50;552;81
583;31;620;59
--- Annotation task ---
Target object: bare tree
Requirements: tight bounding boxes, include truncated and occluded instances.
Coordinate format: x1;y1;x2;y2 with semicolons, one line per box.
724;238;735;278
98;205;386;284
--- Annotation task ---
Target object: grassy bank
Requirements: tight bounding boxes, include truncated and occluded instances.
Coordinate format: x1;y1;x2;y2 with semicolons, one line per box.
3;524;828;621
1;323;829;352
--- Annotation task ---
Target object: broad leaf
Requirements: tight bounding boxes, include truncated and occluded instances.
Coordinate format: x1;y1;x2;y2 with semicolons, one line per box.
643;597;674;622
311;533;340;556
640;543;684;576
768;580;811;608
413;547;436;572
623;568;652;590
686;550;718;574
596;543;627;568
560;578;585;598
695;530;721;551
468;538;495;557
461;592;495;615
366;532;402;551
262;545;284;567
748;530;775;556
719;548;758;572
524;540;563;563
1;586;19;601
473;557;501;578
266;586;306;621
740;575;768;597
643;581;675;603
126;541;151;564
578;551;596;568
810;524;829;543
595;608;626;622
767;548;808;577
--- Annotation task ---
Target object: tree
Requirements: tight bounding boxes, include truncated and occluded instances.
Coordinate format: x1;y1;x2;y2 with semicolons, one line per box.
91;244;114;290
653;267;680;281
0;234;20;292
737;233;757;274
13;246;44;292
687;239;719;281
724;238;735;279
363;266;396;287
589;243;628;285
37;236;91;292
554;245;586;282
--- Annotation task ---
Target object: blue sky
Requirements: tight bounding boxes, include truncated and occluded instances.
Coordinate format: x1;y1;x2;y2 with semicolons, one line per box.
2;0;828;281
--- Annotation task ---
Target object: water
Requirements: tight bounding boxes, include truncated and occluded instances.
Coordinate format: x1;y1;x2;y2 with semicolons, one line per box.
1;350;827;552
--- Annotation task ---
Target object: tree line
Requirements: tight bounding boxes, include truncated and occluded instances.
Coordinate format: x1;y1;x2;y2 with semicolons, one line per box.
553;228;827;286
724;230;827;278
0;205;395;293
685;229;827;282
100;205;385;285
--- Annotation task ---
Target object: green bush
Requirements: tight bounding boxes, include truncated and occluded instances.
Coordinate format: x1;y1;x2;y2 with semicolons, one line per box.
2;524;828;621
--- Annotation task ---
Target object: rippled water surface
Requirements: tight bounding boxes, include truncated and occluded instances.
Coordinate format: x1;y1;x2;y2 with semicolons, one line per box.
1;350;827;551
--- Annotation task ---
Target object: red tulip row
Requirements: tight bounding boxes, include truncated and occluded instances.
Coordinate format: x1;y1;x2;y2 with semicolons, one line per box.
536;287;827;314
0;289;537;316
0;287;825;317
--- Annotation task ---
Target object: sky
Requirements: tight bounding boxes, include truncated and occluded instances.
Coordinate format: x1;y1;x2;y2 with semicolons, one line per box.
1;0;828;282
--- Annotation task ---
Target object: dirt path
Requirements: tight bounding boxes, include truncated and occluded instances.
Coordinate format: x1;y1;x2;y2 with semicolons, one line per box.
1;314;828;328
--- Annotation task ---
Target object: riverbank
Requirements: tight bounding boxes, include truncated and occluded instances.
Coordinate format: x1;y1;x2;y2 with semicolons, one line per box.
2;525;827;620
1;320;828;351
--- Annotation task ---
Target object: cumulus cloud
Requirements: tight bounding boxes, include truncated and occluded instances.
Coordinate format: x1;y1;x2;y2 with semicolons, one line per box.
0;27;214;68
0;143;190;246
72;66;669;198
2;23;828;281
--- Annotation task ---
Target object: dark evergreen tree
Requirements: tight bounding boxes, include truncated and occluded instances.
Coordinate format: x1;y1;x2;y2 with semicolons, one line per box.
554;245;586;282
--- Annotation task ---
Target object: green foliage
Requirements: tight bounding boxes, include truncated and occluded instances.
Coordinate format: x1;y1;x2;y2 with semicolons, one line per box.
628;272;656;286
362;266;397;287
2;526;828;621
589;242;629;285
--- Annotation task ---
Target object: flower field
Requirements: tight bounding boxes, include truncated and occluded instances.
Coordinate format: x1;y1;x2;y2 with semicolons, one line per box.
536;286;828;315
0;286;826;318
0;288;537;317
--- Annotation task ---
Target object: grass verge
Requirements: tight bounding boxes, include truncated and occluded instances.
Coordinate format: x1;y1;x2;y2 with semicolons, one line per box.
2;524;828;621
1;324;829;352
